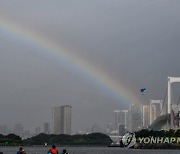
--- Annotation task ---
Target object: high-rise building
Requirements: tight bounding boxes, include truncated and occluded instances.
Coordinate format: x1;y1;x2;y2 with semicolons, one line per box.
142;105;150;128
150;100;163;124
61;105;72;135
113;110;120;133
44;122;50;134
129;104;142;132
119;110;129;131
113;110;129;135
52;107;61;134
52;105;72;135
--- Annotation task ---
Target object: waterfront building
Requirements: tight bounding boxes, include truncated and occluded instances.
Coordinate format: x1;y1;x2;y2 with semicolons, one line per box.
52;105;72;135
129;104;142;132
119;110;129;131
52;106;61;134
142;105;150;128
113;110;120;133
61;105;72;134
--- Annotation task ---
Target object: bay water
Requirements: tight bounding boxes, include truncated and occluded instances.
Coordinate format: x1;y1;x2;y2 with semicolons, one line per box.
0;146;179;154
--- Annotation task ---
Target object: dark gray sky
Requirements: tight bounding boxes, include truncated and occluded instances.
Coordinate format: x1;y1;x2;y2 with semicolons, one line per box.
0;0;180;133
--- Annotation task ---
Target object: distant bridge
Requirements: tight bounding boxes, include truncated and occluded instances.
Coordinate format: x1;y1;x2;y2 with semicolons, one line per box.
149;77;180;130
149;112;180;130
149;114;169;130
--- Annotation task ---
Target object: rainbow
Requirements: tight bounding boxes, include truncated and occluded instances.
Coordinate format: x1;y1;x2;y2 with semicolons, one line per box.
0;17;143;106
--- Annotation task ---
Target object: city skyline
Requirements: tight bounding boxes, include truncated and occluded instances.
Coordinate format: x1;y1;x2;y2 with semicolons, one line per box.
0;100;179;137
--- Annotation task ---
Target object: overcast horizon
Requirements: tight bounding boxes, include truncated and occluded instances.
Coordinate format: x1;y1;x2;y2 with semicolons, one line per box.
0;0;180;133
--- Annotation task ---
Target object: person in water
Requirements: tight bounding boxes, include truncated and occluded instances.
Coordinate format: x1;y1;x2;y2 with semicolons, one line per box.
48;145;59;154
16;147;26;154
61;149;69;154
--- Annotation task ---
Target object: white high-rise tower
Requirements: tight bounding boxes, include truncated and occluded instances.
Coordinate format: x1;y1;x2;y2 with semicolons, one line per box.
129;104;142;132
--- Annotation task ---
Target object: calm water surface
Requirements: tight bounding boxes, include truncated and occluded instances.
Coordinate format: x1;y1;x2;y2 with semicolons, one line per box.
0;146;179;154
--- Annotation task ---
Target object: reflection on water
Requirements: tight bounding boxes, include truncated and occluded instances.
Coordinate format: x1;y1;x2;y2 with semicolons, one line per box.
0;146;179;154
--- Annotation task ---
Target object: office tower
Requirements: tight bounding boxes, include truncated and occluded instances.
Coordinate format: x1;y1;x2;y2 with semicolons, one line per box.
119;110;129;131
150;100;163;124
113;110;120;133
44;122;50;134
129;104;142;132
142;105;150;128
52;107;61;134
61;105;72;134
52;105;72;135
14;123;24;137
